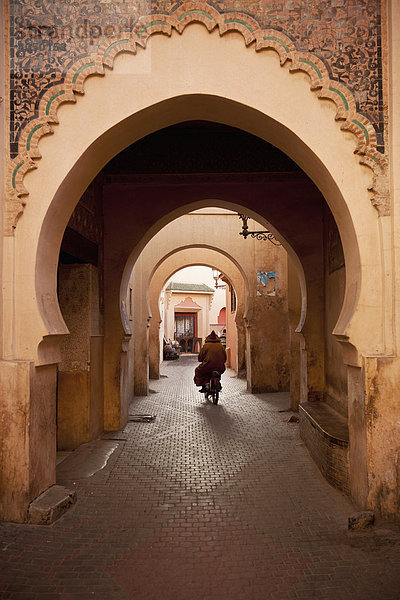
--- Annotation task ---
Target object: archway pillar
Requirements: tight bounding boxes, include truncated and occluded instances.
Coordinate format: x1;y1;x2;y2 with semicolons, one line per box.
289;330;307;411
132;256;150;397
234;316;246;378
103;213;132;430
244;301;290;393
301;273;325;402
103;316;126;430
57;263;104;451
149;319;162;380
347;355;400;517
347;363;368;509
133;323;150;397
363;356;400;517
103;300;132;431
0;361;56;523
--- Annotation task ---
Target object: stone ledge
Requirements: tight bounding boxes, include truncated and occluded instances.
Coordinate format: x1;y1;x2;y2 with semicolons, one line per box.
28;485;77;525
299;401;350;494
299;401;349;444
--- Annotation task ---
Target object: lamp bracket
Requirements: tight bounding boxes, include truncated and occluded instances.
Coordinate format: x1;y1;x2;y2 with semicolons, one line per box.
238;214;281;246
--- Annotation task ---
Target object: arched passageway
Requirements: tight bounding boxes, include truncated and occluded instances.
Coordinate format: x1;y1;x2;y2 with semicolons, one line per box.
132;208;294;396
146;248;247;383
54;124;350;514
2;21;393;524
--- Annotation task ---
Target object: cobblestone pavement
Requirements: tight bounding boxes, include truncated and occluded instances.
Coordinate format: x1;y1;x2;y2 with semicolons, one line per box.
1;356;400;600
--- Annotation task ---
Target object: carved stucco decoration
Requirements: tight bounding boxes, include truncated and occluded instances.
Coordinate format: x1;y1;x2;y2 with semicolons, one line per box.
6;1;389;234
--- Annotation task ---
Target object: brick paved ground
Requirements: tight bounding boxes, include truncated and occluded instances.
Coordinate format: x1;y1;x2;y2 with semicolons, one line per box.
1;356;400;600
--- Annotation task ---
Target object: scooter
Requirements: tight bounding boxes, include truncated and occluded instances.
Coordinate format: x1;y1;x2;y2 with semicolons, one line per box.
204;370;222;404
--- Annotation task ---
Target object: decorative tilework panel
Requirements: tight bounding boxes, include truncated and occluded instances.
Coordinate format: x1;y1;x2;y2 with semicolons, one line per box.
8;0;384;157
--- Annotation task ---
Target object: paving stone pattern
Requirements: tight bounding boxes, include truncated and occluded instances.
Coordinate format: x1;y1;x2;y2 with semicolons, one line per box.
1;356;400;599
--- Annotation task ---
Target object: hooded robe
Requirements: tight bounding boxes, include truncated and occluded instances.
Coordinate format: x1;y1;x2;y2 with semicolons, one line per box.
194;330;227;385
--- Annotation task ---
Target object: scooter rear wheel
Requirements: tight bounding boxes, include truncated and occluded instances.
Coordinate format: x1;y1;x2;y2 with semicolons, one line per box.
213;389;219;404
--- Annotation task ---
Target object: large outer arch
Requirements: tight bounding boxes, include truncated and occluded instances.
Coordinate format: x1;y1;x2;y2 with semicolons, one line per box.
13;23;384;365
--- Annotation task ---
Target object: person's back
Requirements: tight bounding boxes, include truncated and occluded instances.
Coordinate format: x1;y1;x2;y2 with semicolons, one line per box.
194;330;227;392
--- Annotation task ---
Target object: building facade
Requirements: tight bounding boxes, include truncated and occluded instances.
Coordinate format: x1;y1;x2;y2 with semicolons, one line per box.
164;282;216;352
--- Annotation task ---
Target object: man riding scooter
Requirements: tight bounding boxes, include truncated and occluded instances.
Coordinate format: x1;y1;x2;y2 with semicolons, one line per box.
194;330;227;393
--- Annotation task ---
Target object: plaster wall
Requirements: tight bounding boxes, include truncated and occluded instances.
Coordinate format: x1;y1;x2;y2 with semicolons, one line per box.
209;292;226;328
364;357;400;518
245;224;290;393
57;264;104;450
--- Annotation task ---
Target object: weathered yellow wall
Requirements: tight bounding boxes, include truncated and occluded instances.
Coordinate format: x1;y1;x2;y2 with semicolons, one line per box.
248;223;290;393
364;357;400;518
0;361;57;522
0;360;31;522
57;264;104;450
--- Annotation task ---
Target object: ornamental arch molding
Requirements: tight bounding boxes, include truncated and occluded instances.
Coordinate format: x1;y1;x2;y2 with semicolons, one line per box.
8;13;391;364
7;0;388;232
